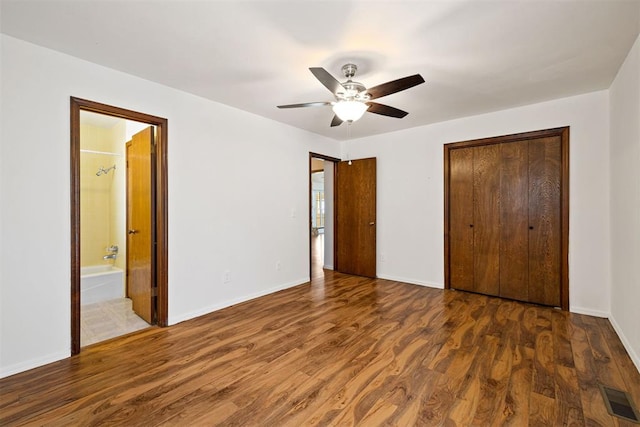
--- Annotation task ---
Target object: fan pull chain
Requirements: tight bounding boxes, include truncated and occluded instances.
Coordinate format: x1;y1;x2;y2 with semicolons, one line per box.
347;123;352;165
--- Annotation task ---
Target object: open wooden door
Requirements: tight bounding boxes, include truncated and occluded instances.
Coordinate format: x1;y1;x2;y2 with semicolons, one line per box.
126;127;155;323
335;158;377;278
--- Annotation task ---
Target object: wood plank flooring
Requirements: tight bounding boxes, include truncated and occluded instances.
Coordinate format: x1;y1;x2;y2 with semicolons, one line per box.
1;270;640;426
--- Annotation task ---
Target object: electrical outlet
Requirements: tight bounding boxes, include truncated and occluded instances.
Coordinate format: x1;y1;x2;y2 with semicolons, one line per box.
276;261;281;271
223;270;231;283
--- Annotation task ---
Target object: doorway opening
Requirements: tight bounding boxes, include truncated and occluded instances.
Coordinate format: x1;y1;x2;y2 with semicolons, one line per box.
309;153;339;280
70;97;168;355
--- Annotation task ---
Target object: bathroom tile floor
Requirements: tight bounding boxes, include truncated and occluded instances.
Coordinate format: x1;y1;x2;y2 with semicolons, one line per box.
81;298;150;347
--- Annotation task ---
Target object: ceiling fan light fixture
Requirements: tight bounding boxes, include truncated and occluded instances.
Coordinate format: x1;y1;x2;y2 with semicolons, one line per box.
332;100;368;122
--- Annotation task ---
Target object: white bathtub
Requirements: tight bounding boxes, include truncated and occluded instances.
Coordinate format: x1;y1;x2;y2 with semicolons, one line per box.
81;265;125;305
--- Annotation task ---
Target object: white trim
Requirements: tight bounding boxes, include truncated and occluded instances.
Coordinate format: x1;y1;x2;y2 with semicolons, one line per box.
609;315;640;374
323;264;334;270
0;350;69;379
376;274;444;289
570;306;610;318
168;278;309;325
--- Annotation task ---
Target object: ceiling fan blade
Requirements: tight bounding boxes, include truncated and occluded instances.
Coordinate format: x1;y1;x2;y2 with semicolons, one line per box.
366;74;425;100
310;67;345;95
277;102;331;109
330;115;343;127
365;102;409;118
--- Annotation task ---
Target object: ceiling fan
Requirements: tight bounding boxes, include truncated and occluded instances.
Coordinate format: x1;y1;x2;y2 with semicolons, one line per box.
277;64;425;127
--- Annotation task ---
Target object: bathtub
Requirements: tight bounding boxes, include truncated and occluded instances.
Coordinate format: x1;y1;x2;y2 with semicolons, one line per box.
81;265;125;305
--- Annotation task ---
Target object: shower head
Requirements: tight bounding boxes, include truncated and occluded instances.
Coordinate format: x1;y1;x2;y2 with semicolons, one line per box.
96;165;116;176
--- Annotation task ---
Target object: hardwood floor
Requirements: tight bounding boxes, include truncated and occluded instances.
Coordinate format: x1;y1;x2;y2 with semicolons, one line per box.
2;271;639;426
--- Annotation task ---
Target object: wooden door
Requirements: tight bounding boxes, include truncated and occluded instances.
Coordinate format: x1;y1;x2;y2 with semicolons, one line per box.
472;144;501;297
335;158;377;278
448;147;474;290
528;136;562;306
126;127;154;323
499;141;529;301
444;127;569;310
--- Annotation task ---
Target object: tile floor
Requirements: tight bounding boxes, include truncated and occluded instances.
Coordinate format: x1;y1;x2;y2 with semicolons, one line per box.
81;298;150;347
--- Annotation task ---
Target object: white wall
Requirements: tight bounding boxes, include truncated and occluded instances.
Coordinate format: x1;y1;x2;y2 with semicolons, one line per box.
609;34;640;371
0;35;339;377
344;90;611;317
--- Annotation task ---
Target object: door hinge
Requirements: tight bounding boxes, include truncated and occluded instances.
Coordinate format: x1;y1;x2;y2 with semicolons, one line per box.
151;287;158;297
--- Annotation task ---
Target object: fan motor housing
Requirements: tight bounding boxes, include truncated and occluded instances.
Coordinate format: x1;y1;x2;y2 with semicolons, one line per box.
336;81;369;101
341;63;358;79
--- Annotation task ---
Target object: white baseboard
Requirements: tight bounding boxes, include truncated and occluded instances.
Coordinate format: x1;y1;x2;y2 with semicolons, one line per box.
168;278;309;325
323;264;334;270
609;315;640;374
376;274;444;289
0;350;69;379
570;306;610;318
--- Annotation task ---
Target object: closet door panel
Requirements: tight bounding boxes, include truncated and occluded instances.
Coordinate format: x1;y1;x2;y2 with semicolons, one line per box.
449;148;474;291
473;144;501;296
500;141;529;301
528;137;562;306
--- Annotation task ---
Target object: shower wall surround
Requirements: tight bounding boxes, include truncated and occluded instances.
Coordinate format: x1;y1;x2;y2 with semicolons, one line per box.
80;121;126;269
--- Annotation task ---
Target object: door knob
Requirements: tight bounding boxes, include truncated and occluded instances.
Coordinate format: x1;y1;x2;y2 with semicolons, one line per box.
369;222;375;226
128;229;139;235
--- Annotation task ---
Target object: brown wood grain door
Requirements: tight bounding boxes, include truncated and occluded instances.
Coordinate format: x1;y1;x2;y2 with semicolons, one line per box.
448;147;474;291
335;158;377;278
126;127;154;323
472;144;501;297
499;141;530;301
528;136;562;306
444;127;568;310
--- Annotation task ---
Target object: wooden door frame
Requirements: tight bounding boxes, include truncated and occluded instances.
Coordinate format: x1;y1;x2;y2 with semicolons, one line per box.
443;126;570;310
309;152;340;279
70;97;168;355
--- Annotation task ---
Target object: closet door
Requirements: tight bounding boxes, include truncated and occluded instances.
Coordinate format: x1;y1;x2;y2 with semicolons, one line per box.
499;141;529;301
472;144;501;297
448;148;474;290
445;127;568;310
528;136;562;306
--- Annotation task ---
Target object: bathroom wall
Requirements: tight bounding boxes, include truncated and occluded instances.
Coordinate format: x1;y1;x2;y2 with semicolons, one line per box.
80;122;119;267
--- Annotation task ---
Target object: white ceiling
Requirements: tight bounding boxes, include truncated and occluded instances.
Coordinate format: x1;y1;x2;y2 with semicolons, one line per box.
2;1;639;141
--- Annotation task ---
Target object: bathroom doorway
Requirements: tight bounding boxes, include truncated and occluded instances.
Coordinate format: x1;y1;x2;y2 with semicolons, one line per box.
70;97;168;355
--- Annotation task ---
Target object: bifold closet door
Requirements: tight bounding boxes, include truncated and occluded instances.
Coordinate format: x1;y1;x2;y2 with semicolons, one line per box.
472;144;501;297
499;137;561;306
528;137;562;306
499;141;529;301
448;144;501;296
445;127;567;309
448;148;474;291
